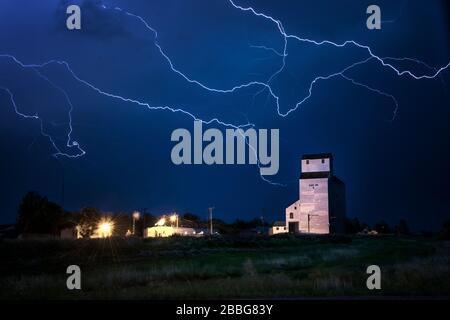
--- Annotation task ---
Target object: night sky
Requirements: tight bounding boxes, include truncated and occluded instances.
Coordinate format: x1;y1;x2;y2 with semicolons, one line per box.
0;0;449;231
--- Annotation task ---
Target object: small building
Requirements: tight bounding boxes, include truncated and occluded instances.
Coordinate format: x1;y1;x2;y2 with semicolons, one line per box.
144;226;196;238
285;153;346;234
269;221;288;235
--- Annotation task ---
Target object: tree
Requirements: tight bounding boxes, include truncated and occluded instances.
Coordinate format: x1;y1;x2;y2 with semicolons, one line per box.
209;218;229;234
75;207;101;238
439;220;450;240
16;191;63;235
133;212;156;237
109;212;130;237
143;213;157;228
374;220;391;234
394;219;410;235
228;218;265;234
345;217;363;234
183;213;200;222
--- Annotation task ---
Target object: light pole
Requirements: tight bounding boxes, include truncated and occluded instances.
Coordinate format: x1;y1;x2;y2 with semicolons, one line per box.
132;211;140;235
208;207;215;235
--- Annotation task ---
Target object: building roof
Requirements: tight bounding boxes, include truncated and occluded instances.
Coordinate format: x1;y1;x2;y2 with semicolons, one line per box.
273;221;286;227
302;153;332;160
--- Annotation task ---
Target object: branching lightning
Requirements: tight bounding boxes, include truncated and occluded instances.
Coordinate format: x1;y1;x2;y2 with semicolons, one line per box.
1;0;449;185
0;56;85;158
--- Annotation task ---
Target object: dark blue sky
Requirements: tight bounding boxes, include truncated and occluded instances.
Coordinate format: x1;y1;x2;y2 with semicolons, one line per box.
0;0;449;230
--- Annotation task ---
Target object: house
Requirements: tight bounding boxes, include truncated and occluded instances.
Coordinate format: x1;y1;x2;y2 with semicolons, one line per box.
285;153;346;234
144;226;196;238
269;221;288;235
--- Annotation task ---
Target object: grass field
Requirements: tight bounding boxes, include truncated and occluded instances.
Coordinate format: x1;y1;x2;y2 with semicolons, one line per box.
1;235;449;299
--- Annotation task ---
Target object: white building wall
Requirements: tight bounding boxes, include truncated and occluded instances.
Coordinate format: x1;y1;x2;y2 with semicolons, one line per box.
301;158;331;173
270;226;288;235
299;178;329;234
285;200;300;231
145;226;196;237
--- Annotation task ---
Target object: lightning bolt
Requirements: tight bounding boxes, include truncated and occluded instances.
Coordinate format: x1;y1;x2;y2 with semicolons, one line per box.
0;53;254;147
112;2;448;118
0;56;85;158
227;0;450;79
1;1;449;186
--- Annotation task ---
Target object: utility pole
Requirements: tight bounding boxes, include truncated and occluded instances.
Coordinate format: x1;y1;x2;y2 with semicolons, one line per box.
208;207;214;235
60;162;65;207
142;208;148;236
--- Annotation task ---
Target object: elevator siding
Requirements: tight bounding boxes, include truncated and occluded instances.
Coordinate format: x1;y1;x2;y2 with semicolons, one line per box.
299;178;329;234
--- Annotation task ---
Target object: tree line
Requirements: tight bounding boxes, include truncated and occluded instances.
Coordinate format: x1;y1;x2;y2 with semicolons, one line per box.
13;191;270;237
10;191;450;239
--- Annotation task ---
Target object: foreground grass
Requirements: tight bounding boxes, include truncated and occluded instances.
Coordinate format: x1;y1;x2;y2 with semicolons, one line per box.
0;235;449;299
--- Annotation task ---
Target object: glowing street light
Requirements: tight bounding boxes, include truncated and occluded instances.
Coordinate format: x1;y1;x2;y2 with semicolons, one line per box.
98;220;113;238
132;211;140;235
